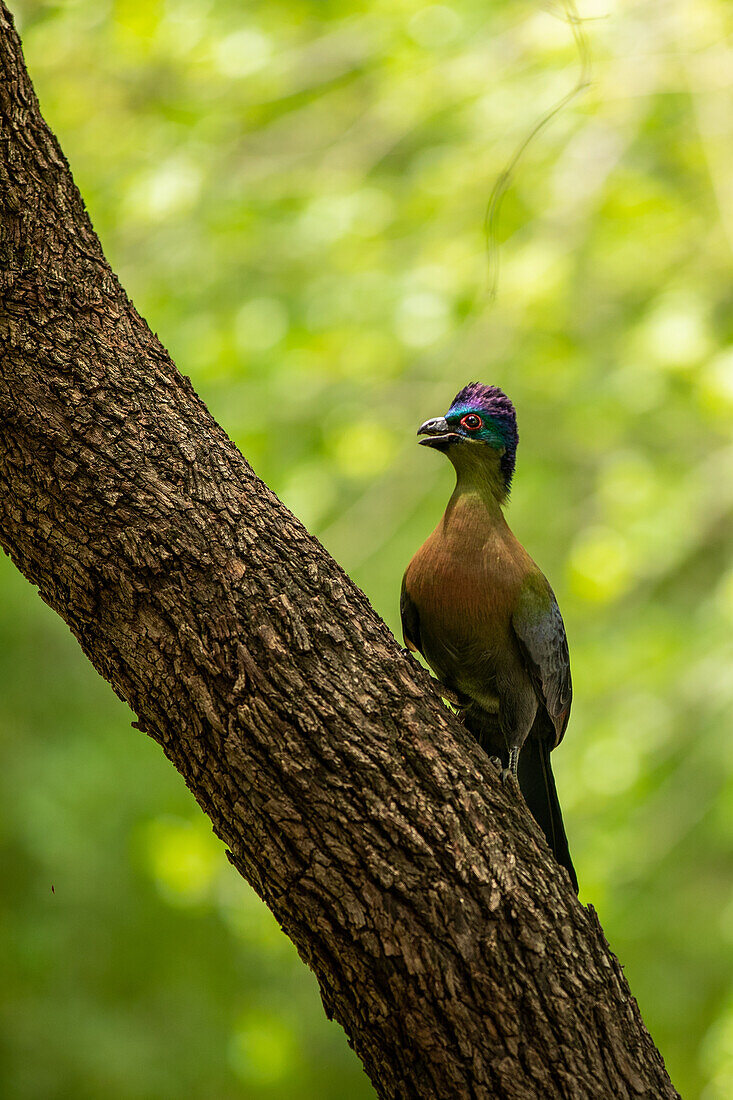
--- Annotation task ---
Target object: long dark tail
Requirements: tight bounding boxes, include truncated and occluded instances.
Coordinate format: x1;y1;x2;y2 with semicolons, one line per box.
518;736;578;893
463;706;578;892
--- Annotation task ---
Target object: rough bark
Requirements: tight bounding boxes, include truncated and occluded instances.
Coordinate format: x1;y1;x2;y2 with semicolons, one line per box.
0;6;679;1099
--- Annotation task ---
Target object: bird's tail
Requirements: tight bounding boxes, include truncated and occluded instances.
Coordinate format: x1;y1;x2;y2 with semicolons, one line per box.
517;736;578;893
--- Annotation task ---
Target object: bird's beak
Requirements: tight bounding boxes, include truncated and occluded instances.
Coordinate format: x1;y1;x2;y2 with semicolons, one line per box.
417;416;458;449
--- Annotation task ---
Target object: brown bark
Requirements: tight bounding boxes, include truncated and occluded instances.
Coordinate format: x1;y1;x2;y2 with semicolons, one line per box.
0;6;679;1099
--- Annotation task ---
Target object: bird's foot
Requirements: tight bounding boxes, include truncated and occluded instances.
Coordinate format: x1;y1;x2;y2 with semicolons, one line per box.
500;766;520;789
488;756;503;773
501;747;521;789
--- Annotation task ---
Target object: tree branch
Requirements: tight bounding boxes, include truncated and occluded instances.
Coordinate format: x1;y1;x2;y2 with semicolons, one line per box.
0;6;678;1097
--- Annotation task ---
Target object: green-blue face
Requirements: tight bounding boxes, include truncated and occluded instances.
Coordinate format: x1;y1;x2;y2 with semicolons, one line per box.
444;404;511;452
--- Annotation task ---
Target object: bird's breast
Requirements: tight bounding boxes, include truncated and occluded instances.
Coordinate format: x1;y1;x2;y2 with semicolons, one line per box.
404;507;527;695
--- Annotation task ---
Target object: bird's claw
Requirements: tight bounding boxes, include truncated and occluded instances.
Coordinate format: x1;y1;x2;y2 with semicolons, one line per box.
489;755;503;773
500;767;520;789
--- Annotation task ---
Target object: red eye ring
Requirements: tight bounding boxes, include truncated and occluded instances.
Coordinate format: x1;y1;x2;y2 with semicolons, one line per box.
460;413;482;431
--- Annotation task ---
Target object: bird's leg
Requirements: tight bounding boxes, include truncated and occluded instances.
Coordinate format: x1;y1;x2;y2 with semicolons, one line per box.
500;746;520;788
438;684;465;710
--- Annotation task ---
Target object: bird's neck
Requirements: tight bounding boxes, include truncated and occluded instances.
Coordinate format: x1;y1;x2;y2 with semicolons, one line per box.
449;449;508;517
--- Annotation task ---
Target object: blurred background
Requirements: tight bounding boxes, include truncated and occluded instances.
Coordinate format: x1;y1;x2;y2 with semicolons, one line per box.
1;0;732;1096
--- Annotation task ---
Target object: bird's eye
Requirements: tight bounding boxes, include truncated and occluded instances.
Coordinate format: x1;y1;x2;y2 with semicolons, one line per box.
460;413;482;431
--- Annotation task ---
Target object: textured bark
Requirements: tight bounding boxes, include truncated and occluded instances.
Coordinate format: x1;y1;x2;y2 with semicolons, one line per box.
0;6;679;1099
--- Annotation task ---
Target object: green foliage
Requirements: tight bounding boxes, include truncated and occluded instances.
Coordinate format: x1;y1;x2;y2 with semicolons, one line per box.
2;0;732;1096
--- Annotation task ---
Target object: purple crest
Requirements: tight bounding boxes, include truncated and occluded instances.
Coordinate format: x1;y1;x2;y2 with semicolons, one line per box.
449;382;519;489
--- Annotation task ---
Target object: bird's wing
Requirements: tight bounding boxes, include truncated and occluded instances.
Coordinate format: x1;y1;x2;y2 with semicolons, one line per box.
511;576;572;746
400;575;422;655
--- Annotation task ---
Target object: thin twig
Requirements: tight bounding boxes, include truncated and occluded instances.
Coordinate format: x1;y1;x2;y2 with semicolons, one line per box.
484;0;592;300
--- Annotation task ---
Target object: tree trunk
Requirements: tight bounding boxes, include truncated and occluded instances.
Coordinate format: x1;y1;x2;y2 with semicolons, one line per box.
0;6;678;1098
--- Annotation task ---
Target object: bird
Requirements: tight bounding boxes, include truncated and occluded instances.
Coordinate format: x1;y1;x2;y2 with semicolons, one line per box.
401;383;578;891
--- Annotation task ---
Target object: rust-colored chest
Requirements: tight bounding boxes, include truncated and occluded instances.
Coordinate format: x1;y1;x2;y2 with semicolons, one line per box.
403;493;534;689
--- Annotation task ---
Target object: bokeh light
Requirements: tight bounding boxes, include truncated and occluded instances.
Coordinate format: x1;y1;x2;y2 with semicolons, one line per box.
1;0;732;1096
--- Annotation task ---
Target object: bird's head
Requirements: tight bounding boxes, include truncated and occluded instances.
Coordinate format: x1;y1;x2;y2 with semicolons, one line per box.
417;382;519;493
